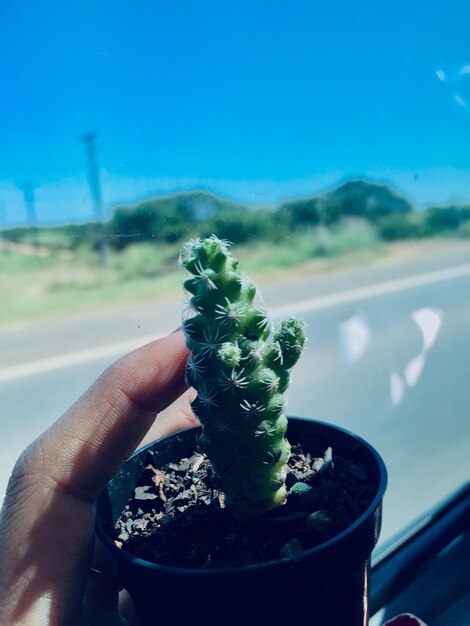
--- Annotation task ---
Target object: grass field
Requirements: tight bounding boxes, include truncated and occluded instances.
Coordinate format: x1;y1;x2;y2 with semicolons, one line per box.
1;221;385;326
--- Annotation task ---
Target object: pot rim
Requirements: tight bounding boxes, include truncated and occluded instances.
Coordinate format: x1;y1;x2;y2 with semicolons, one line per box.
96;416;387;575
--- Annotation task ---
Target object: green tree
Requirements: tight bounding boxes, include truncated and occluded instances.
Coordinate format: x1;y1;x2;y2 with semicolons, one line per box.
277;198;322;230
325;180;412;221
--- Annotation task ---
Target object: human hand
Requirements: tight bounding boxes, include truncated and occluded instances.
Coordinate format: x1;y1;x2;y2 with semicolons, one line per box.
0;331;197;625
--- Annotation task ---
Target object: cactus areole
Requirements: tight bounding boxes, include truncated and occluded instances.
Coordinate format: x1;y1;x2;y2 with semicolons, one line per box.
180;236;306;520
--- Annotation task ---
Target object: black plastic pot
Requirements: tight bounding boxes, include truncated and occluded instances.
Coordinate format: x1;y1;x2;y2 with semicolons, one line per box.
96;417;387;626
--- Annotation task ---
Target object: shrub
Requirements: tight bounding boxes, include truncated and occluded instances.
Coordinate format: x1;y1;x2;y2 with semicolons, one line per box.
457;219;470;238
378;213;428;241
312;218;381;255
424;206;470;235
111;243;176;280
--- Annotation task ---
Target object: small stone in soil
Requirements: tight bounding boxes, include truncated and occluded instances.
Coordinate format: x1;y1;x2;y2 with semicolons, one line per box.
303;510;333;531
280;537;303;558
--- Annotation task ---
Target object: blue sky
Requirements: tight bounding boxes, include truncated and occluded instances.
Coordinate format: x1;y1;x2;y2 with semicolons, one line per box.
2;1;470;225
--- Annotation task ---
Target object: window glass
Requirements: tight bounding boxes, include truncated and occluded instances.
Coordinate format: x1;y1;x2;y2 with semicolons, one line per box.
1;2;470;546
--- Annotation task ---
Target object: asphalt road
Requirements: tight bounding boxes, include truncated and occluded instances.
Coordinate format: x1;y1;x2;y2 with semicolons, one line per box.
1;240;470;545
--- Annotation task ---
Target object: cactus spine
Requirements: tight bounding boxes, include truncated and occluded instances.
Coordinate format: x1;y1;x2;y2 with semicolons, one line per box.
180;236;306;520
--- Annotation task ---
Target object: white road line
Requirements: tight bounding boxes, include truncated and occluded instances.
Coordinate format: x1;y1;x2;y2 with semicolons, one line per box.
2;262;470;383
270;262;470;318
0;332;169;383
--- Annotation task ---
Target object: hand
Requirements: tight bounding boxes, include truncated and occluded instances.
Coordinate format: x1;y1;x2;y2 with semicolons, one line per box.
0;331;197;625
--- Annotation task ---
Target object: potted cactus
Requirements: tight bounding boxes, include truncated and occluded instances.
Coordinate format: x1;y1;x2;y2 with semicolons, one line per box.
96;236;387;626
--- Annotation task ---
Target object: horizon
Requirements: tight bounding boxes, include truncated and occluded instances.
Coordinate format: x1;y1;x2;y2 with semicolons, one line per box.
2;173;469;229
2;2;470;226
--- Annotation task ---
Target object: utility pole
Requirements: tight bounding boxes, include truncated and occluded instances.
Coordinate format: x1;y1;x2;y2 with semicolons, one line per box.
81;130;108;266
18;182;39;247
0;200;6;242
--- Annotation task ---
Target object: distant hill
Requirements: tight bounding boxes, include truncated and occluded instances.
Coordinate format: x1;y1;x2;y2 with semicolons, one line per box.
325;180;412;220
110;190;252;247
114;190;246;222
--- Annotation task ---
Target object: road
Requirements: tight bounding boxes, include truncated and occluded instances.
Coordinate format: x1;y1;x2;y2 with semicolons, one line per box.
1;239;470;545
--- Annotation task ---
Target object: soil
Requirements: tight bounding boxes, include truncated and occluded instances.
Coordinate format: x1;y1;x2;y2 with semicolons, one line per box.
114;441;375;569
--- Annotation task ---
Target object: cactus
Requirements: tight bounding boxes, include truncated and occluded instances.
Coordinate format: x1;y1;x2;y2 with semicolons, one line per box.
180;235;306;520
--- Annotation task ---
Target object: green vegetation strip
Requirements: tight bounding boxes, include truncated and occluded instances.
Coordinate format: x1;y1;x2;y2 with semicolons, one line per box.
0;226;383;326
3;179;470;326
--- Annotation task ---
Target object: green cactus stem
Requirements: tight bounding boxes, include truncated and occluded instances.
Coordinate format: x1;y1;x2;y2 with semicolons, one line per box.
180;235;306;520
